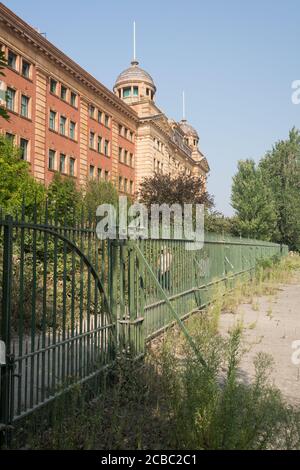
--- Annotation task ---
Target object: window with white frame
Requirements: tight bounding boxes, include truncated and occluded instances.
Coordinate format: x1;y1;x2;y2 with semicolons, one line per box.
104;139;109;156
8;50;17;70
60;116;66;135
50;78;57;94
6;87;15;112
22;60;31;78
48;149;56;170
20;138;29;161
59;153;66;173
70;92;77;107
69;121;76;140
69;157;75;176
97;136;102;153
89;131;95;149
21;95;29;118
49;110;57;130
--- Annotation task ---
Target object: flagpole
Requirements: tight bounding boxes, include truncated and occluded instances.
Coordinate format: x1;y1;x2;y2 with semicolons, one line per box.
133;21;136;62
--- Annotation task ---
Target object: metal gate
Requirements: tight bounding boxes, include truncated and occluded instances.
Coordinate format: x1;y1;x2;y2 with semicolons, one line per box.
0;211;116;437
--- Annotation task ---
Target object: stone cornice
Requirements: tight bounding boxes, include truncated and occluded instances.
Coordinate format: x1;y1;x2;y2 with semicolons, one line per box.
0;3;138;123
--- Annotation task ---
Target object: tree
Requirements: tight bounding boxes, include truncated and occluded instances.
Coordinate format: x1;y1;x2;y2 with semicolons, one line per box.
83;179;119;219
259;128;300;250
231;159;277;240
0;135;45;213
138;172;214;208
0;50;9;120
47;173;82;224
204;209;238;235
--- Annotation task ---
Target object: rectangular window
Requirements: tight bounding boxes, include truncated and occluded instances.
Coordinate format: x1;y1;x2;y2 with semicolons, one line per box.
118;147;122;162
6;88;15;111
50;78;57;94
48;149;56;170
60;116;66;135
125;128;128;139
124;150;128;165
59;153;66;173
104;139;109;156
21;95;29;118
70;121;76;140
97;168;102;179
133;86;138;96
70;92;77;107
89;131;95;149
89;104;95;118
20;138;29;160
61;85;67;101
89;165;94;178
49;110;57;130
118;124;122;135
97;110;102;123
123;87;131;98
22;60;31;78
104;114;110;127
119;176;123;190
130;131;133;142
105;170;109;181
6;133;15;143
130;180;133;194
97;136;102;153
124;178;128;193
69;157;75;176
130;153;134;167
8;50;17;70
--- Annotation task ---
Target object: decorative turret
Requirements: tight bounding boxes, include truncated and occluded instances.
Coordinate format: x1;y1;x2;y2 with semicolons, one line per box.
179;92;199;150
114;60;156;103
113;22;156;103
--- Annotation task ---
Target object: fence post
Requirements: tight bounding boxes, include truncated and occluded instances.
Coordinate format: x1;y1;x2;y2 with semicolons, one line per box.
0;215;13;445
108;238;119;358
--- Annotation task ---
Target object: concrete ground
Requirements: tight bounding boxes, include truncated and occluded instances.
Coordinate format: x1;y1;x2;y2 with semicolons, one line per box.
219;277;300;406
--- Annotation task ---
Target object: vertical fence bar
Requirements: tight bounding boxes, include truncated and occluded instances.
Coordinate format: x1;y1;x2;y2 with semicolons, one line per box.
108;239;119;357
0;215;13;440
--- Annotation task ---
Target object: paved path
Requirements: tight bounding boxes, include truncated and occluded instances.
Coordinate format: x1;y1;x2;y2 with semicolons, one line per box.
219;278;300;406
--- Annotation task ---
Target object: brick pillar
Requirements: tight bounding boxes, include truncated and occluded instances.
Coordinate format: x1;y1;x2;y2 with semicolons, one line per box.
34;67;47;182
79;98;88;187
111;119;119;186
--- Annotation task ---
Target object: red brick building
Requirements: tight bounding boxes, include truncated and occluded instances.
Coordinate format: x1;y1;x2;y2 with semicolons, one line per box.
0;3;209;196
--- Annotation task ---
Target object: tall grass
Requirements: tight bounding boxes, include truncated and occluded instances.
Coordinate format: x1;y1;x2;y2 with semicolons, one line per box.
24;254;300;450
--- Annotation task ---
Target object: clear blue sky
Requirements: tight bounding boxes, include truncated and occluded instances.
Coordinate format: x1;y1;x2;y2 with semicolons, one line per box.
4;0;300;215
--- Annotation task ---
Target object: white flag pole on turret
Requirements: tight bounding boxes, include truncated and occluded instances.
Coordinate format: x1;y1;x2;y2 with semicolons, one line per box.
133;21;136;62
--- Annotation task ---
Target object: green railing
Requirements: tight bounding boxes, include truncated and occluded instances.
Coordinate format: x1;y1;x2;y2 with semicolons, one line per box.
113;235;287;347
0;209;288;442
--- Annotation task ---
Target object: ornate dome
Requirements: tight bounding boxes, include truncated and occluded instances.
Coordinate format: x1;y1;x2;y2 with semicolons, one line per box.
179;119;199;138
114;60;156;89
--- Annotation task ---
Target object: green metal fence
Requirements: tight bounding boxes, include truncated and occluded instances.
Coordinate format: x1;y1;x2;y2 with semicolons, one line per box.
0;209;288;441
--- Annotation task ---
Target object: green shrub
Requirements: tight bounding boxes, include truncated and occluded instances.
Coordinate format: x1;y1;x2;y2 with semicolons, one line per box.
0;135;45;215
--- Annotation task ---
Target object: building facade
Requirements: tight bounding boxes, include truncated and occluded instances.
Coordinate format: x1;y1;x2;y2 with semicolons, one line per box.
0;3;209;196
